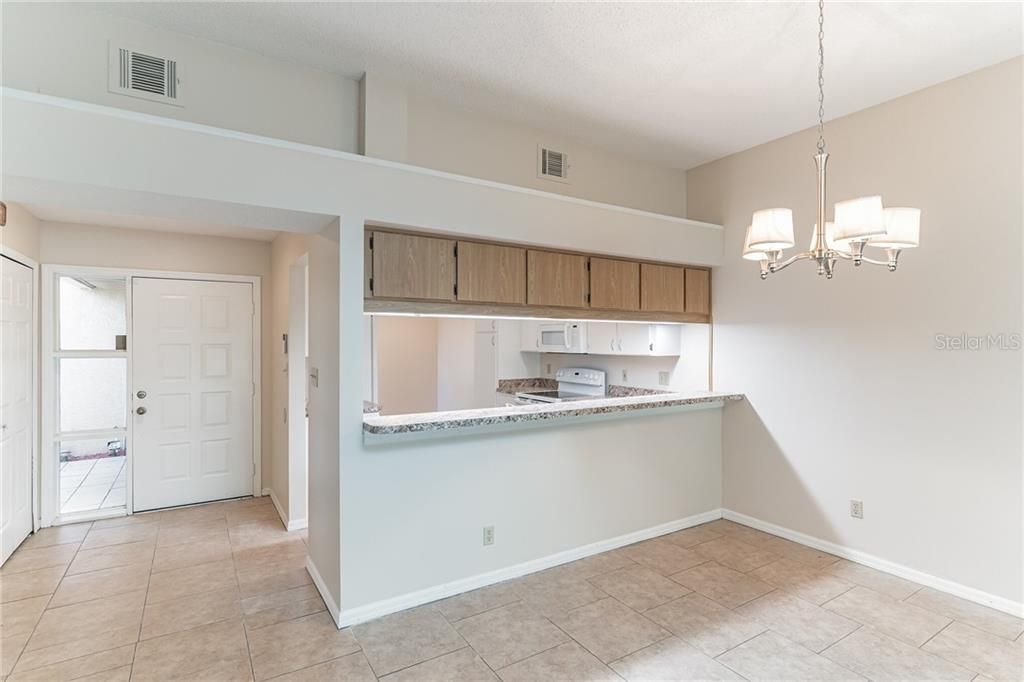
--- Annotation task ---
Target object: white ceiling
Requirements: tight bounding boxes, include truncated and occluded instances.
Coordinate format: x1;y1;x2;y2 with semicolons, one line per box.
83;2;1023;169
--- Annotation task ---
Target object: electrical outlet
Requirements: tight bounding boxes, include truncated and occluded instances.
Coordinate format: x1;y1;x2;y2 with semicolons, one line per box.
658;371;670;386
483;526;495;546
850;499;863;519
621;369;628;382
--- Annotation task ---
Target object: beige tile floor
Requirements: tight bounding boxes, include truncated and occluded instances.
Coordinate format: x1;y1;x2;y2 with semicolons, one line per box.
2;508;1022;681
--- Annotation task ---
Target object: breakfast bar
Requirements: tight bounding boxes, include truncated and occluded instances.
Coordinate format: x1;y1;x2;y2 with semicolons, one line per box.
363;390;744;443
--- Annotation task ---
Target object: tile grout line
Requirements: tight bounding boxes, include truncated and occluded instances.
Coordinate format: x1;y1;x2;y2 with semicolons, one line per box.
7;518;92;676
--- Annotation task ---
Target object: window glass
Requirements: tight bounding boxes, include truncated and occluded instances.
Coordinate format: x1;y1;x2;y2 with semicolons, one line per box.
58;358;127;432
59;439;126;513
59;276;127;350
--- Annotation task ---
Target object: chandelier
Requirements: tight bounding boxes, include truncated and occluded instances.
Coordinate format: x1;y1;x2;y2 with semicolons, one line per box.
744;0;921;279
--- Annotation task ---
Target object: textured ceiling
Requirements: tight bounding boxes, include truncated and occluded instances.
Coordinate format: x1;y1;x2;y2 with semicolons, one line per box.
87;1;1021;170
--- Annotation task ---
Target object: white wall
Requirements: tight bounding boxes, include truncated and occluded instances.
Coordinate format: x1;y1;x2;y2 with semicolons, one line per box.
346;408;722;610
687;58;1023;608
1;3;360;152
362;72;689;217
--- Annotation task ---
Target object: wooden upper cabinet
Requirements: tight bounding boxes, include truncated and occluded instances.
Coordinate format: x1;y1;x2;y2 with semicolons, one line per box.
589;258;640;311
369;231;455;301
640;263;685;313
526;250;588;308
456;241;526;305
684;268;711;315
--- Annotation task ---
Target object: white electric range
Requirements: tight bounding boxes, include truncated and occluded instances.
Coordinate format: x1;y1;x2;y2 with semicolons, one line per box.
516;367;607;404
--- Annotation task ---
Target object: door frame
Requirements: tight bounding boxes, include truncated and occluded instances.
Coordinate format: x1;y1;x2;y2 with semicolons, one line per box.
41;264;262;527
0;247;40;536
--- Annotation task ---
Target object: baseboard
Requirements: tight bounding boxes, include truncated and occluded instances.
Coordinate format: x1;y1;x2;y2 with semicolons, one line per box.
262;487;307;532
335;507;724;628
306;556;341;627
722;509;1024;619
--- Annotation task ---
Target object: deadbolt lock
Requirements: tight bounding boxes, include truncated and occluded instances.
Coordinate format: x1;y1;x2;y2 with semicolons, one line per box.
136;390;147;399
136;406;147;415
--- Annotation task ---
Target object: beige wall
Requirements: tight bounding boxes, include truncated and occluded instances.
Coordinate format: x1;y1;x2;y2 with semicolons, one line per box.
362;73;688;217
2;202;40;261
2;3;360;152
39;221;275;495
373;316;439;415
686;58;1022;606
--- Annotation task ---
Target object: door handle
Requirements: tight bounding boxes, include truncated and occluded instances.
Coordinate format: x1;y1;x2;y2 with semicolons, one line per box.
136;390;147;399
136;407;147;415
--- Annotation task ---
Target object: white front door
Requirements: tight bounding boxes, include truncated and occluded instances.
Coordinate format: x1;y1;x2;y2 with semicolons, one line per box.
132;278;254;511
1;256;34;564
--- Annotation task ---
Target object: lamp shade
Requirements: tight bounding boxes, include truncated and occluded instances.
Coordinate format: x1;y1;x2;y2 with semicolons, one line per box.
833;195;885;243
742;225;768;261
747;208;794;251
808;222;852;255
868;207;920;249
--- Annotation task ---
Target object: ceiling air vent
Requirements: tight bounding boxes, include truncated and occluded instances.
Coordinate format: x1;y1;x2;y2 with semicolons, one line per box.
108;43;183;106
538;146;569;183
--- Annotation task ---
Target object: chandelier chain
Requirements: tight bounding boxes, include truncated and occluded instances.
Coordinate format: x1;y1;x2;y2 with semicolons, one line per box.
817;0;826;154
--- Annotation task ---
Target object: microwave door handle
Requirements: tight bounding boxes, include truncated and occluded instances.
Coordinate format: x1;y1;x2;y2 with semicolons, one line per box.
564;324;572;350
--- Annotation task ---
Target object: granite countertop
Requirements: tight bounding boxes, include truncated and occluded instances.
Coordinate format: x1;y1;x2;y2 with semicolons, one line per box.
364;390;744;437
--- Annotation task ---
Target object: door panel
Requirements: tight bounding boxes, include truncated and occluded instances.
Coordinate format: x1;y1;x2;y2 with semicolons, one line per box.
1;256;33;564
526;250;588;308
371;232;455;301
456;242;526;305
132;278;254;511
684;268;711;315
640;263;685;314
589;258;640;311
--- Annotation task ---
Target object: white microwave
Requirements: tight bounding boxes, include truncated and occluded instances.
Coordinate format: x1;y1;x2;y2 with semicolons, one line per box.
537;322;587;353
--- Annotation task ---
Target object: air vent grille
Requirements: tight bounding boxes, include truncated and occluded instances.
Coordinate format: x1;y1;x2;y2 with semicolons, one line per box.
109;43;182;106
538;146;569;183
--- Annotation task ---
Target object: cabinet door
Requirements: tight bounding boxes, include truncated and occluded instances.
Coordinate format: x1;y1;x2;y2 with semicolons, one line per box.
589;258;640;311
457;242;526;305
520;320;541;351
527;250;588;308
617;323;652;355
371;231;455;301
684;268;711;315
586;322;618;354
640;263;685;313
